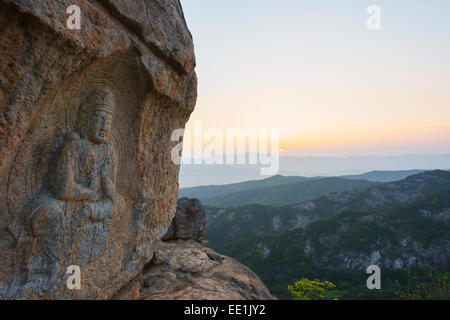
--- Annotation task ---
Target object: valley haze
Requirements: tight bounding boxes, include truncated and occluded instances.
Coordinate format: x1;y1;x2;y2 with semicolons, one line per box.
179;154;450;187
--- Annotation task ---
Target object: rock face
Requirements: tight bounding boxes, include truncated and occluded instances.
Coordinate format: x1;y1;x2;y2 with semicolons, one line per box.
163;198;206;242
0;0;197;299
140;240;276;300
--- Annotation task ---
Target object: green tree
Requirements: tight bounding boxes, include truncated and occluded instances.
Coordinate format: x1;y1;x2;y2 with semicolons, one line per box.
288;278;337;300
394;265;449;300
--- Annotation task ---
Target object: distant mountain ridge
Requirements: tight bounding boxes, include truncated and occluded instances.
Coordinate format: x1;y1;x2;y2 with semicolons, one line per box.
202;170;450;299
205;170;450;248
179;169;430;207
179;154;450;187
179;175;316;200
216;189;450;299
341;169;424;182
185;177;379;207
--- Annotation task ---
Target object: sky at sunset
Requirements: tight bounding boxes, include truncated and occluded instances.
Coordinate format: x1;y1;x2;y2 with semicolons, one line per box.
181;0;450;157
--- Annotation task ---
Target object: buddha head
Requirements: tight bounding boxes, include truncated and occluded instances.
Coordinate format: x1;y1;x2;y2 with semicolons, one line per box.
82;86;116;145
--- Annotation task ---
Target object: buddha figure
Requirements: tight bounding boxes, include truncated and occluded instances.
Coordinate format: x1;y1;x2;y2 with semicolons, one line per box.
25;86;117;284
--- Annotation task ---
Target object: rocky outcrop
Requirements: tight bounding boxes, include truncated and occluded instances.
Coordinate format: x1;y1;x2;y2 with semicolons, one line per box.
119;198;275;300
140;240;276;300
163;198;206;242
0;0;197;299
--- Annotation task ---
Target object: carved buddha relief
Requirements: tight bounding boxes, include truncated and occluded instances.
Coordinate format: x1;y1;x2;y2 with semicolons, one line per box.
23;86;118;286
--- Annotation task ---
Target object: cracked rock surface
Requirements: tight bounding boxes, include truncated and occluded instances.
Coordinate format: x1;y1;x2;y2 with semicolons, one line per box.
140;240;276;300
